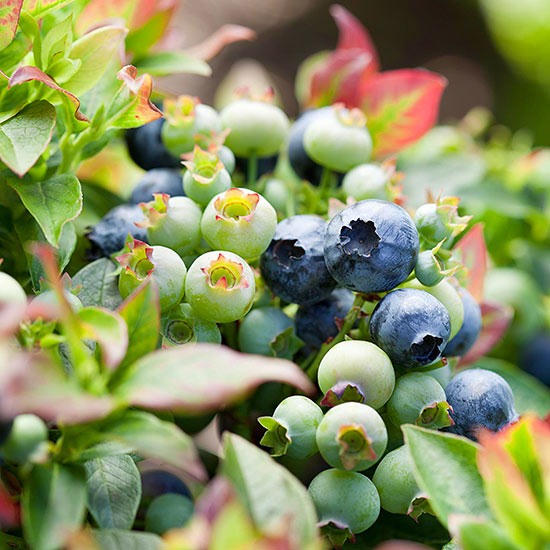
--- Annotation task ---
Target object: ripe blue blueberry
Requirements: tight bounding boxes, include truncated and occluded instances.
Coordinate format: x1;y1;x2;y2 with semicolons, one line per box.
258;395;323;458
235;154;278;179
444;369;518;441
87;204;148;257
125;118;180;171
129;169;184;204
141;470;192;503
295;288;355;350
324;200;419;293
260;215;337;305
308;469;380;547
521;332;550;387
443;288;482;357
369;288;451;368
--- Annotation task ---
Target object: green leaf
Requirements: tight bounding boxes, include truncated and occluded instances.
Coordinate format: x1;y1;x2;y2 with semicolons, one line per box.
0;30;31;72
470;358;550;417
91;529;162;550
402;425;491;528
135;51;211;76
0;100;55;176
23;0;75;17
116;279;160;370
84;455;141;530
77;307;128;370
455;518;520;550
112;344;315;413
41;13;73;69
0;0;23;51
8;173;82;246
96;411;205;480
222;432;319;546
73;258;122;310
22;463;87;550
64;25;128;97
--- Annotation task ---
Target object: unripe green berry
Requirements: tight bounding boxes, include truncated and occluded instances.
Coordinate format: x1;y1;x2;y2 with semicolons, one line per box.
342;164;387;201
1;414;48;463
316;402;387;471
386;373;452;429
220;98;289;157
415;250;445;287
318;340;395;410
145;493;194;535
414;203;449;244
0;272;27;305
218;145;236;174
304;105;372;172
201;188;277;260
117;241;186;313
259;395;323;459
161;303;221;346
373;445;421;515
308;469;380;547
185;251;255;323
139;194;202;257
238;306;293;356
263;178;289;214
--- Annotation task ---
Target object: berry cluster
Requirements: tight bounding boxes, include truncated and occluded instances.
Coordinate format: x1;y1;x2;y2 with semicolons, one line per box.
80;92;519;548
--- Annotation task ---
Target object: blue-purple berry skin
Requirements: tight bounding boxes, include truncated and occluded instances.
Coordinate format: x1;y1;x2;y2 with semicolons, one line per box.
443;288;482;357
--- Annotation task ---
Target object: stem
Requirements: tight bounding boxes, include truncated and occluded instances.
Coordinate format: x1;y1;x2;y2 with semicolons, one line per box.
319;167;333;199
306;294;365;380
247;153;258;188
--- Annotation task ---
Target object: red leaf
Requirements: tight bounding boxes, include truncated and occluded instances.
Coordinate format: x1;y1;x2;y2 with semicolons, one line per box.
0;0;23;51
303;4;379;108
8;66;90;122
360;69;447;157
453;223;487;302
458;301;513;366
330;4;379;68
130;0;176;32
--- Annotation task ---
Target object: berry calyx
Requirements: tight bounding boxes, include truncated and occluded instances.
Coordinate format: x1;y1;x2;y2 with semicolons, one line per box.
201;253;249;291
336;424;376;470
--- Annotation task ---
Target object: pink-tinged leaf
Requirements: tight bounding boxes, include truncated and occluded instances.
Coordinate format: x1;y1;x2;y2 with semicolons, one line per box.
299;4;379;108
375;542;434;550
361;69;447;157
77;307;128;370
185;24;256;61
330;4;379;67
22;0;74;18
0;0;23;51
0;350;115;425
0;483;19;527
113;344;315;413
8;66;89;122
106;65;162;129
130;0;176;32
453;223;488;302
74;0;133;35
458;301;513;366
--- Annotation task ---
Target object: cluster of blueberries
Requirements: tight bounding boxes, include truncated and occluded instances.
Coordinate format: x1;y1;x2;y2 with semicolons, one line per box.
74;96;521;543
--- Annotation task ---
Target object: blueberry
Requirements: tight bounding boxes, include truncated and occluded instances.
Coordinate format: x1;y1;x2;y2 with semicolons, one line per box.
0;272;27;306
125;118;180;171
521;332;550;386
445;369;518;441
443;288;482;357
260;215;337;306
324;200;419;293
129;169;184;204
238;306;294;357
87;204;148;257
369;289;451;368
287;107;333;185
295;288;355;349
141;470;192;502
1;414;48;463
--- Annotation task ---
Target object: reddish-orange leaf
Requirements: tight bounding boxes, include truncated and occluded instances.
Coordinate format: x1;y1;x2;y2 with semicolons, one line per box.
185;24;256;61
8;66;90;122
458;301;513;366
0;483;19;527
361;69;447;157
452;223;487;302
0;0;24;51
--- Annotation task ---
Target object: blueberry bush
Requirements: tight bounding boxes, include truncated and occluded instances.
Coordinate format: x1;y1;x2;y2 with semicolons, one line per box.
0;2;549;550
